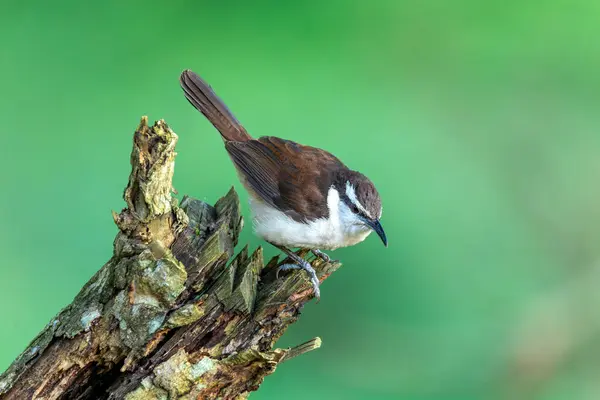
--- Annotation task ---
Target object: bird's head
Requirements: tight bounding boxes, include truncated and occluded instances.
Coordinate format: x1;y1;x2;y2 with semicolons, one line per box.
335;171;387;246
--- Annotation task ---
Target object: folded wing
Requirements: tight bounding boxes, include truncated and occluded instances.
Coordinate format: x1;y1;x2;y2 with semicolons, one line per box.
226;136;346;222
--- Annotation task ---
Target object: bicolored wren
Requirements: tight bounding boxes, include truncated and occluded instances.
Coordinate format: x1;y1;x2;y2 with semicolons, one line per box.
180;70;386;300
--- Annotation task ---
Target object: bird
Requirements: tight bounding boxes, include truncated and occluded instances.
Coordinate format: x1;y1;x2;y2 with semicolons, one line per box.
179;69;386;300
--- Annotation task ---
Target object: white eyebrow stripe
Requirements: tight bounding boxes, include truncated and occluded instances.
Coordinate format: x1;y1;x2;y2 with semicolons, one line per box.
345;181;372;218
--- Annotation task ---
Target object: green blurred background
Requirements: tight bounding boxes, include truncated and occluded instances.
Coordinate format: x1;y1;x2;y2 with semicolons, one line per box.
1;0;600;398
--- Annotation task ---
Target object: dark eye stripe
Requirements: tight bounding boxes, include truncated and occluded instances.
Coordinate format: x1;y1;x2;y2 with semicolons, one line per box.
341;194;364;216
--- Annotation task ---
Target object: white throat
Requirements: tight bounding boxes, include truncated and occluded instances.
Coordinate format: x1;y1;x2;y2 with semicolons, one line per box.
250;186;372;250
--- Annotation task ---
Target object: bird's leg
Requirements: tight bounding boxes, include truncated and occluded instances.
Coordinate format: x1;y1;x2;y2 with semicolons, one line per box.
311;249;331;263
270;243;321;301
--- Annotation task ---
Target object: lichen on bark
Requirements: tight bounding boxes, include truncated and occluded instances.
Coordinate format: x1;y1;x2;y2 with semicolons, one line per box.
0;116;340;400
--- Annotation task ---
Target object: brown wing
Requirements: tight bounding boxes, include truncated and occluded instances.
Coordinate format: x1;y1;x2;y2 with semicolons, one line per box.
225;136;346;222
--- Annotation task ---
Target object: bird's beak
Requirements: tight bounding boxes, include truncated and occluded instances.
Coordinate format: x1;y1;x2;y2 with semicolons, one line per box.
366;219;387;247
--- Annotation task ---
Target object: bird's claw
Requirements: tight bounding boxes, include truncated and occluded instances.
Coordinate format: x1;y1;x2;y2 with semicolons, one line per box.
276;260;321;301
276;263;300;280
308;271;321;302
311;249;333;263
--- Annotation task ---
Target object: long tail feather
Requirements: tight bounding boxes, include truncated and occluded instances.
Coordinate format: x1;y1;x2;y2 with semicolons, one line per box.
179;69;251;142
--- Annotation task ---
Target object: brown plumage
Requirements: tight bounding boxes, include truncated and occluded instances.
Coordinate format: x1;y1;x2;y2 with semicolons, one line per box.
334;169;382;219
180;69;387;300
180;69;357;222
179;70;251;142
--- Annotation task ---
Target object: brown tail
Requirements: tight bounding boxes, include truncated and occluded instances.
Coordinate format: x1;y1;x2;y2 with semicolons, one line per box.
179;69;252;142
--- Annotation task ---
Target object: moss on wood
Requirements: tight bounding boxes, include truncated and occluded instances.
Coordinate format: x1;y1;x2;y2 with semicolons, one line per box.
0;117;340;400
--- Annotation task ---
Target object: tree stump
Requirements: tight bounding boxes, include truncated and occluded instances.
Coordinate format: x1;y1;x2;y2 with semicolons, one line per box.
0;117;340;400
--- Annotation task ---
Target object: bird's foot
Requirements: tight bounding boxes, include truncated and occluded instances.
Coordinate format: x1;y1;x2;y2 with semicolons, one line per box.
276;259;321;301
276;263;301;279
311;249;333;263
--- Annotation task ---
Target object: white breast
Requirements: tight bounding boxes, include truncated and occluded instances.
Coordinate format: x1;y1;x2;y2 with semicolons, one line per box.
249;187;372;250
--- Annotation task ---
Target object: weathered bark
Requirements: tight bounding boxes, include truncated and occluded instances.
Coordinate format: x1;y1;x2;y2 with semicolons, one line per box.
0;117;339;400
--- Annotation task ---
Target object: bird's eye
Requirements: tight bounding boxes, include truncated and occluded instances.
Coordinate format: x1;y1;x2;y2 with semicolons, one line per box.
351;205;359;214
